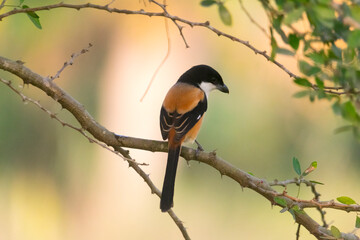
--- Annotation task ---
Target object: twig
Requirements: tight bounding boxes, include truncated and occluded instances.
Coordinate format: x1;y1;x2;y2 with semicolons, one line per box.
149;0;189;48
0;0;6;10
0;77;147;166
296;224;301;240
270;178;328;227
238;0;269;38
114;146;191;240
50;43;92;80
140;0;171;102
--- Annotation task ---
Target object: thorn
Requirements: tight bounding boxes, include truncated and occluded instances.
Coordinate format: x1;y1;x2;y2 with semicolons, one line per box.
204;21;210;26
210;150;217;158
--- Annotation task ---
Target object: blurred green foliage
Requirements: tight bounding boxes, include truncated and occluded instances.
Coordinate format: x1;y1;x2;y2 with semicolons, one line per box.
262;0;360;139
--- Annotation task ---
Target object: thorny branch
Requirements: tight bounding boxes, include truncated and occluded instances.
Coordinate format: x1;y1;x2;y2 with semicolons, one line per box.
0;56;359;239
238;0;269;38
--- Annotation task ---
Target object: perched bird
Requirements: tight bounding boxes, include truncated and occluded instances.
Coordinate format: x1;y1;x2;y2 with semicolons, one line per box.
159;65;229;212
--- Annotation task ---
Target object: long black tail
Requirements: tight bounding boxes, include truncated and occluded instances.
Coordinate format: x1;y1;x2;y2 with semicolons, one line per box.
160;145;181;212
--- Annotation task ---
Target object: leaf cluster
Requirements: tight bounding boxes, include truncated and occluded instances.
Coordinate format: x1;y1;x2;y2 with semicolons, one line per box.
261;0;360;138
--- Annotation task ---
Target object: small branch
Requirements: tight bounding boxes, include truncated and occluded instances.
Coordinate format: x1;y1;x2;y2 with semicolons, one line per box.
0;0;6;10
296;224;301;240
140;0;171;102
50;43;92;80
114;146;191;240
0;77;147;166
149;0;189;48
238;0;269;38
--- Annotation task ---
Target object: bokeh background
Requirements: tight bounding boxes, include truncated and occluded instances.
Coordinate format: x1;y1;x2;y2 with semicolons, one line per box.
0;0;359;239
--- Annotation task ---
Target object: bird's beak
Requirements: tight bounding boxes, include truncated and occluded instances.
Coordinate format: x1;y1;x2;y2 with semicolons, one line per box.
217;84;229;94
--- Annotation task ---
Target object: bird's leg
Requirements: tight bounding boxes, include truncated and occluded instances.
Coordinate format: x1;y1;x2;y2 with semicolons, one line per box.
195;140;204;151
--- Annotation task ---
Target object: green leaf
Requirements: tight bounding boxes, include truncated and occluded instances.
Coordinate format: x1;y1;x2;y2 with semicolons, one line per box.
348;30;360;48
306;51;326;65
309;180;324;185
275;0;285;8
294;78;312;87
288;34;300;50
291;205;305;214
22;5;39;18
332;101;342;115
218;3;232;26
284;7;305;25
313;5;335;28
277;47;295;56
293;90;310;98
350;5;360;22
270;28;278;60
22;5;42;29
337;196;357;205
356;216;360;228
303;161;317;176
299;61;321;76
342;101;360;123
334;125;354;134
274;196;287;207
315;77;324;89
330;226;341;238
247;171;254;176
272;15;288;43
200;0;217;7
292;157;301;176
19;0;25;5
309;90;316;102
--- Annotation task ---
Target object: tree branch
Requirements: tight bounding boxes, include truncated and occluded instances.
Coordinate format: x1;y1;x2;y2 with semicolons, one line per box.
1;55;359;240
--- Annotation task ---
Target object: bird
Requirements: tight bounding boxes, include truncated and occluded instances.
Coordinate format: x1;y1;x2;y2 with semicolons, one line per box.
159;64;229;212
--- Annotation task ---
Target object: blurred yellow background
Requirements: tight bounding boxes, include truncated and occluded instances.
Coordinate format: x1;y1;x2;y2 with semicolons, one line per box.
0;0;359;239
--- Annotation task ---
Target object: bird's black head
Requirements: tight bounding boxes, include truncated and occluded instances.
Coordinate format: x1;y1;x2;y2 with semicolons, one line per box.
177;65;229;94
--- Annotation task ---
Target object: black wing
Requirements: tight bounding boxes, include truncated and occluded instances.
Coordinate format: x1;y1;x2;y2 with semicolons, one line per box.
160;98;207;142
